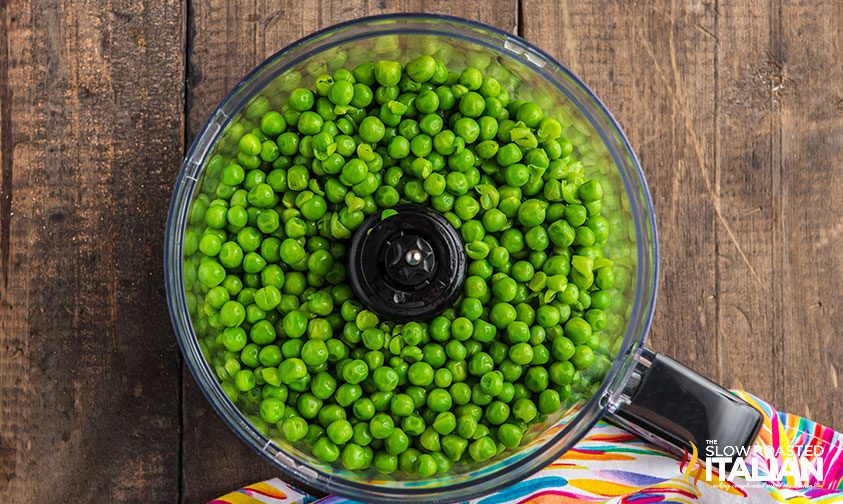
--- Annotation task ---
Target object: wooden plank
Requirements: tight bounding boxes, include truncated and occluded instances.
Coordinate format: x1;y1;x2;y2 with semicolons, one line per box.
714;0;783;409
522;3;720;377
715;0;843;429
0;0;184;501
186;1;519;137
182;2;518;501
776;0;843;427
524;0;843;430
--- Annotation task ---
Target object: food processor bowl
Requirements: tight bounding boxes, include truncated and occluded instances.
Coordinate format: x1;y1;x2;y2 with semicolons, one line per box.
165;14;758;503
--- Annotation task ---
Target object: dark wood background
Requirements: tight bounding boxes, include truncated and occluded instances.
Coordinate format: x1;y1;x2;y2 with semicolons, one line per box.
1;0;841;502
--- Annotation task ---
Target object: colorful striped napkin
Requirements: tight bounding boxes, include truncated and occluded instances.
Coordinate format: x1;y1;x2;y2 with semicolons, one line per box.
212;391;843;503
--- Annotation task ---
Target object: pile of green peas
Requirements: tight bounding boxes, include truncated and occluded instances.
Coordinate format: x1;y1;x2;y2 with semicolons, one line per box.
187;54;618;477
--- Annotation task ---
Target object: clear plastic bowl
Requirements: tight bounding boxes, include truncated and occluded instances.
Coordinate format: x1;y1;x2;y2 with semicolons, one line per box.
165;13;658;503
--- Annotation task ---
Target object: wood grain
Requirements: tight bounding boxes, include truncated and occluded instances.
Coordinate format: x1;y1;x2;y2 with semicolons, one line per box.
523;0;843;429
0;0;185;501
776;0;843;423
715;0;843;426
714;0;783;412
183;4;518;501
522;1;721;383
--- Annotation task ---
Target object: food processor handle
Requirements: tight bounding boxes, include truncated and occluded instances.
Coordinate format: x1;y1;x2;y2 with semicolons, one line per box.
606;348;763;462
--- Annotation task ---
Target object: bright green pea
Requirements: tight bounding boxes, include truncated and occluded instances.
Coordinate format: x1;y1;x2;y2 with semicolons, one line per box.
564;316;592;344
451;317;474;341
326;419;353;445
282;416;308;442
406;55;436;82
571;345;595;370
496;143;523;166
497;423;522;448
492;276;517;302
579;179;603;202
430;316;451;341
459;91;485;117
468;436;497;462
312;436;340;462
301;339;329;367
282;310;308;339
427;388;452;412
198;260;226;287
516;102;543;128
517;199;546;227
385;427;410;455
550;360;575;385
373;366;399;392
375;60;402;87
342;359;369;385
238;133;262;156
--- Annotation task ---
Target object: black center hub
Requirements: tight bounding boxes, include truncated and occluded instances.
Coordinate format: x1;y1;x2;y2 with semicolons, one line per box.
347;204;466;322
383;235;436;286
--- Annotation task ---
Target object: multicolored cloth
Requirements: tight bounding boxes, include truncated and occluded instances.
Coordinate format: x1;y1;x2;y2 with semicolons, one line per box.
211;391;843;504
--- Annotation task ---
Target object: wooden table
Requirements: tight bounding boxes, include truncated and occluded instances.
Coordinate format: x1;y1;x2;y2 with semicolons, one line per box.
1;1;841;501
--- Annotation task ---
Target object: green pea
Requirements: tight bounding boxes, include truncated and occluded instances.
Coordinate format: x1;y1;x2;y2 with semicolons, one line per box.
449;317;472;341
326;419;353;445
460;298;483;320
524;366;549;392
549;360;575;386
564;316;593;344
450;382;472;406
198;260;226;288
579;179;603;201
341;443;368;470
219;300;246;328
375;60;402;86
351;398;376;422
497;423;523;449
407;361;434;387
260;111;286;137
479;370;504;397
571;345;595;370
489;302;516;329
538;389;562;414
310;371;336;399
517;199;546;227
485;400;510;425
508;342;534;366
384;427;410;455
289;88;315;111
442;434;469;461
461;220;485;242
405;55;436;82
312;437;340;462
500;229;524;254
238;133;262;156
512;398;538;423
492;276;517;302
339;359;367;385
427;388;453;412
459;91;486;117
370;366;398;393
281;416;308;442
374;451;398;474
234;369;256;391
468;436;497;462
297;111;323;135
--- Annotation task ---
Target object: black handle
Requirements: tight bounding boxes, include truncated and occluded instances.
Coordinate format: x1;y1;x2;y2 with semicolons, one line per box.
608;348;763;465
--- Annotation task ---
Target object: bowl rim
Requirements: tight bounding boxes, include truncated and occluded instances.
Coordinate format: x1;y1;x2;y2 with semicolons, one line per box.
165;12;660;502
